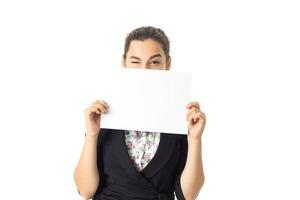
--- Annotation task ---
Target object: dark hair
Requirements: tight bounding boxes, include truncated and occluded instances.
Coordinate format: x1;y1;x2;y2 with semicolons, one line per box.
123;26;170;59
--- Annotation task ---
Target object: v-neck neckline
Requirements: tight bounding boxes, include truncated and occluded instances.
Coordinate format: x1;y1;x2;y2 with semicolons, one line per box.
111;129;177;179
122;130;163;174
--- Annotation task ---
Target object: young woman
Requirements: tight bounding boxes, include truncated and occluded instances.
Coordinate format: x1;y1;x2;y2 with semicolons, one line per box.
74;26;206;200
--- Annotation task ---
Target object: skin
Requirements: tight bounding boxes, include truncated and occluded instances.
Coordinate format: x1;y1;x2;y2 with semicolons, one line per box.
74;39;206;200
122;39;171;70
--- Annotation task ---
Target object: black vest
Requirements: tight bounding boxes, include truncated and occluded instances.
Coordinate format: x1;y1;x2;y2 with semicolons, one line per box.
92;128;188;200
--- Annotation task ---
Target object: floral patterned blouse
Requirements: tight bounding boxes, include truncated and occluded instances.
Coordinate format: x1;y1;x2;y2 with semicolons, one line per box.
124;130;161;172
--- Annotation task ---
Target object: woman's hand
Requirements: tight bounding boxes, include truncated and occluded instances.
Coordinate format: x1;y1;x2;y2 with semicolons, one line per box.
186;101;206;140
84;100;109;136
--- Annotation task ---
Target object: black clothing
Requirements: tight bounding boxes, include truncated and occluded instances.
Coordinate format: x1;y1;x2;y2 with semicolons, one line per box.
92;128;188;200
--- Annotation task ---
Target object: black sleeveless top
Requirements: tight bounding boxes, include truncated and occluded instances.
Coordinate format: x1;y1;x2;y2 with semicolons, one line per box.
92;128;188;200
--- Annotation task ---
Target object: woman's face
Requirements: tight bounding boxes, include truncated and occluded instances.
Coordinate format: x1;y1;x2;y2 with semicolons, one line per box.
123;39;171;70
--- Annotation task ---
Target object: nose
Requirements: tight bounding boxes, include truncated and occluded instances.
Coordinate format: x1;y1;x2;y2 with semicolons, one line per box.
141;64;150;69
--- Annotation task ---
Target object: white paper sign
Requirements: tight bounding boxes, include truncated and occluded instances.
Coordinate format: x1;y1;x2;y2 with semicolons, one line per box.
98;68;192;134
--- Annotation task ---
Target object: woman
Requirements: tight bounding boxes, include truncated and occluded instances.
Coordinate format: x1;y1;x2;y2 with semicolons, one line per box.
74;26;206;200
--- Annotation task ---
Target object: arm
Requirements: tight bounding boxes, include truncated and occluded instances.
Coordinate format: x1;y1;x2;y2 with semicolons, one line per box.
73;133;100;200
180;135;205;200
180;101;206;200
74;99;109;199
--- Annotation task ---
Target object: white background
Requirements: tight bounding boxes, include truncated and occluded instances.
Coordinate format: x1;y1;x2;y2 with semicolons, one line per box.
0;0;299;199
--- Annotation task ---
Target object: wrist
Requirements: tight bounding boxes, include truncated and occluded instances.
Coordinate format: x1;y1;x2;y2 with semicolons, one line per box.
85;129;99;135
85;132;99;138
188;134;202;143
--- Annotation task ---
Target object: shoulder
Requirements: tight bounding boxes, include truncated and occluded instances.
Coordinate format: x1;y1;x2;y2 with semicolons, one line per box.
160;132;187;142
177;134;187;140
97;128;111;146
175;134;188;155
97;128;125;144
160;133;188;151
99;128;111;134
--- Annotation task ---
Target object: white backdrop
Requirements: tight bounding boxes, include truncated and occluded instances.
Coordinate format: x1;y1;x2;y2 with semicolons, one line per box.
0;0;299;199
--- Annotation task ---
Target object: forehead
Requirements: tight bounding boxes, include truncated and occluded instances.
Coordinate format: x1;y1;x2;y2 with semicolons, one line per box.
127;39;165;58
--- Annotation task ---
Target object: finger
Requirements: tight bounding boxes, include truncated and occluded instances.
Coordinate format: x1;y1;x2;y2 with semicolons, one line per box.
186;107;200;120
92;102;109;111
97;100;109;107
186;109;193;120
186;107;197;120
201;112;206;119
92;100;109;108
92;104;107;113
186;101;200;109
193;112;206;124
188;111;197;125
90;106;101;114
85;106;100;117
192;112;202;121
186;101;199;107
187;110;198;122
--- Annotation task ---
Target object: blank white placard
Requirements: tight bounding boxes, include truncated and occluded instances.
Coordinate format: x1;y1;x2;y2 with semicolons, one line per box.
98;68;192;134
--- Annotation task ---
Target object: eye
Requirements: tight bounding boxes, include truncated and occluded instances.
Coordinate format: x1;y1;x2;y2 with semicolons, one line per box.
150;60;160;65
131;61;139;64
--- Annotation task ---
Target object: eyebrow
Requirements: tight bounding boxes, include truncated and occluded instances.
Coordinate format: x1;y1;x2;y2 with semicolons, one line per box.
129;56;141;60
129;54;162;61
149;54;162;60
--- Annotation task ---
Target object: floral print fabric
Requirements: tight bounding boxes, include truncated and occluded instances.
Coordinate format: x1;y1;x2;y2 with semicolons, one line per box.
124;130;161;172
